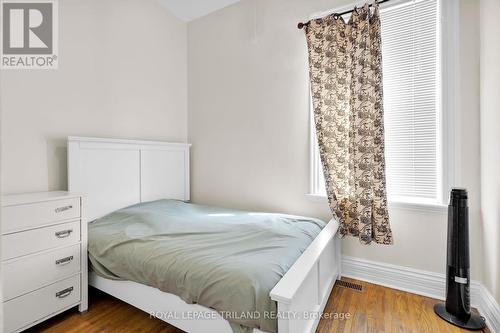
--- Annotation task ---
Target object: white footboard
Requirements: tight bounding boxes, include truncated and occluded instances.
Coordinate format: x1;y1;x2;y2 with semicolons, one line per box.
270;219;341;333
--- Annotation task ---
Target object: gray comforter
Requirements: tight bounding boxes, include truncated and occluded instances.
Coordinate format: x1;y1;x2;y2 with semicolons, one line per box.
88;199;325;333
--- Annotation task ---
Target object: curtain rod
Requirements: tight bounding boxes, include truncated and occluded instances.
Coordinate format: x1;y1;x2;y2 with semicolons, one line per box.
297;0;391;29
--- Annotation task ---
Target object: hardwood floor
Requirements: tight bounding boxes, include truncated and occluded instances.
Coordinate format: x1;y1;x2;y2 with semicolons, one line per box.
317;278;490;333
25;278;490;333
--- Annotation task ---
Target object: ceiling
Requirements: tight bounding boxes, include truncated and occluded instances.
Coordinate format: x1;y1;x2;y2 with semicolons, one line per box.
158;0;242;22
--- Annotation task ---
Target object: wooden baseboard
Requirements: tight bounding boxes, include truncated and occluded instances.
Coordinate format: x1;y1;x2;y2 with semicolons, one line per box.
341;256;500;333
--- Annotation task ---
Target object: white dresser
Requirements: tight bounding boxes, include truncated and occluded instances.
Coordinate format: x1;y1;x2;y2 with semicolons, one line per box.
1;191;88;333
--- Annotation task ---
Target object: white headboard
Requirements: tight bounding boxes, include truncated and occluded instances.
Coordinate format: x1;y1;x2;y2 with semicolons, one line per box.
67;136;190;221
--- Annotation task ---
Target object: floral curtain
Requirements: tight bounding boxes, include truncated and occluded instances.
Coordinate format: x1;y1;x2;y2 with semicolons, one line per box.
304;3;393;244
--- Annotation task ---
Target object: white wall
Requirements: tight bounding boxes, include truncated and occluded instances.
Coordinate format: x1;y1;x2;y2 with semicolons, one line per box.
187;0;483;279
480;0;500;304
0;0;188;194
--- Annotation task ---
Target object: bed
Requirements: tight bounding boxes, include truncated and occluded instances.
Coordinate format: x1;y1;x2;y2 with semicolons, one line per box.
67;136;341;333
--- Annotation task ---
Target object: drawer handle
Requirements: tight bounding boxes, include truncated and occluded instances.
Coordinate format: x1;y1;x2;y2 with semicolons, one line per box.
55;229;73;238
55;286;74;299
55;255;74;266
55;205;73;213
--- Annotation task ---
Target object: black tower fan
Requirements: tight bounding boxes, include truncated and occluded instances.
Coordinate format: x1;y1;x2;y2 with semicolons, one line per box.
434;188;485;330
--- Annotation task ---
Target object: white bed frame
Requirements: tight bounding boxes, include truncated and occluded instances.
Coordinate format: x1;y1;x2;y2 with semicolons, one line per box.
67;136;341;333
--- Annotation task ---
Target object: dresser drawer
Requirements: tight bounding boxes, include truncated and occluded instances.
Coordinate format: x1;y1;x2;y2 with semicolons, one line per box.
4;274;80;333
2;221;81;260
3;244;81;301
2;197;81;234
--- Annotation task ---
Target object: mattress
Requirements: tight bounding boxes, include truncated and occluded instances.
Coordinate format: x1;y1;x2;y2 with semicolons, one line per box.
88;199;325;333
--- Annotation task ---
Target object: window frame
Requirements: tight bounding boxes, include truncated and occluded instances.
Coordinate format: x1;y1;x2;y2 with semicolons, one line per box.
307;0;458;212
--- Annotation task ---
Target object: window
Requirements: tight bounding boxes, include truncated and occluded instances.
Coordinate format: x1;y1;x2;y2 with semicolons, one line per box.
310;0;453;207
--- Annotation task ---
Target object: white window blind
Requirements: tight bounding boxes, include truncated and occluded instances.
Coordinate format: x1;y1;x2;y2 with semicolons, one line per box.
311;0;441;205
381;0;439;204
